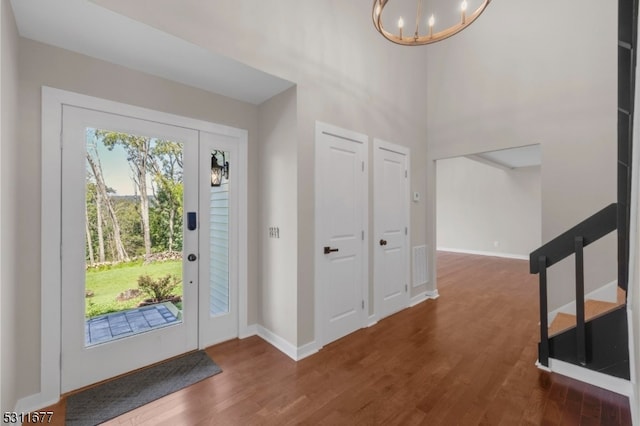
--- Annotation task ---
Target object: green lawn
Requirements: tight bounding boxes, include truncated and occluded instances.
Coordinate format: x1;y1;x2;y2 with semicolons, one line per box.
85;260;182;318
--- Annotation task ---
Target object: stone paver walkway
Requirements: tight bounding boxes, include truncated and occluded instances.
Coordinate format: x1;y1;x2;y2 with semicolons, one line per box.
85;304;179;346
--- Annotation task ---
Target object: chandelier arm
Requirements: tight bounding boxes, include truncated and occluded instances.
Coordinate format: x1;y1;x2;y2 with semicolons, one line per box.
372;0;389;33
414;0;422;39
372;0;491;46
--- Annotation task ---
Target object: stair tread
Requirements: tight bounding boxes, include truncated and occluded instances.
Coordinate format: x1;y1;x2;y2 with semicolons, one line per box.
548;298;625;337
549;313;577;336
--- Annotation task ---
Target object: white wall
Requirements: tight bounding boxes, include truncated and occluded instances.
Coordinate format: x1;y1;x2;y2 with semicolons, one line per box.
1;0;19;413
628;26;640;422
630;205;640;425
437;157;541;258
15;38;260;401
426;0;617;310
92;0;432;346
257;86;298;346
632;247;640;424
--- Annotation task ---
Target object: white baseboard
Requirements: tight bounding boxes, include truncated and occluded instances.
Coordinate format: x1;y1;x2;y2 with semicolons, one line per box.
547;280;618;324
410;290;439;307
426;289;440;299
14;392;58;416
534;360;552;373
626;305;638;426
630;386;639;426
256;325;298;361
296;340;319;361
544;358;633;397
410;293;428;307
368;315;378;328
255;325;319;361
437;247;528;260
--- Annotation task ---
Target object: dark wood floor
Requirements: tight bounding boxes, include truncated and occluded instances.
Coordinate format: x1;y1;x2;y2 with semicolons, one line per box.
44;252;631;425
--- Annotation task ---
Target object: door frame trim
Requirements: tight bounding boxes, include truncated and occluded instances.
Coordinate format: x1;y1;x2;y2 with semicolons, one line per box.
373;138;411;322
314;121;369;349
41;86;248;403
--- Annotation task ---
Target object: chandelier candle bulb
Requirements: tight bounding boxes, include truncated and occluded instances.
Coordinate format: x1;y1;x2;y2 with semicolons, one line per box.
461;0;468;23
428;14;435;38
398;16;404;39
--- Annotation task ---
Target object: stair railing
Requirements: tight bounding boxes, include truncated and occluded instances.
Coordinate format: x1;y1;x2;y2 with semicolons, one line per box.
529;203;618;367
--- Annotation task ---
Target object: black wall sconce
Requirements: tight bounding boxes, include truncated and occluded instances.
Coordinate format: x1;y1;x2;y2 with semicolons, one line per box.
211;151;229;187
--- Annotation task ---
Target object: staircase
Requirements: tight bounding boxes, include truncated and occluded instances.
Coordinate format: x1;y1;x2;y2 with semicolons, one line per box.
529;204;630;380
546;286;630;380
548;288;626;337
528;0;638;385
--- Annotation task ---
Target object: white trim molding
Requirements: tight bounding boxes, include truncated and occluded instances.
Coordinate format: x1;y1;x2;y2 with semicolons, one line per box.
368;315;379;328
409;291;435;307
256;325;318;361
256;325;298;361
296;341;319;361
544;358;633;398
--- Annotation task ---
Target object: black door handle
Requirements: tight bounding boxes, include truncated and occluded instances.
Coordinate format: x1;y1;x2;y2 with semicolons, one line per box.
379;239;387;246
324;246;339;254
187;253;197;262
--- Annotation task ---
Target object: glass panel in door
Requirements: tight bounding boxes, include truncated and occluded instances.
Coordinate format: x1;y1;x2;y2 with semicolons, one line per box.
198;134;238;347
209;149;230;317
83;129;186;345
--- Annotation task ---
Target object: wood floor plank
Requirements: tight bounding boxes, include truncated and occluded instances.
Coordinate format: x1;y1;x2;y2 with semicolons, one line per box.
39;252;632;425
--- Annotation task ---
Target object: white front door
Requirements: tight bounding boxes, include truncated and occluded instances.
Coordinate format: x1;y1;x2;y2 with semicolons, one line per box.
60;106;200;392
374;139;410;320
315;122;368;346
59;104;246;393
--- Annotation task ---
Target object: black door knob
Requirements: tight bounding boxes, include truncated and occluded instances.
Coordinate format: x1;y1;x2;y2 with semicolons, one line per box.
379;239;387;246
187;254;197;262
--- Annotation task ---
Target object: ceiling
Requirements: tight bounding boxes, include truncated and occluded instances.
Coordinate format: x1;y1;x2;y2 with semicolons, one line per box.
468;145;542;169
9;0;294;105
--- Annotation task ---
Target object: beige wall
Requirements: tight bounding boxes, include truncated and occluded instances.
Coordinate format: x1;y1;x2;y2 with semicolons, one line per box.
257;86;298;345
1;0;19;413
92;0;431;345
426;0;617;310
16;38;260;400
437;157;541;257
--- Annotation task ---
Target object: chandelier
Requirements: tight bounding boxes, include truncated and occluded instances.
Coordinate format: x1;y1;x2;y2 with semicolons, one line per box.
372;0;491;46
